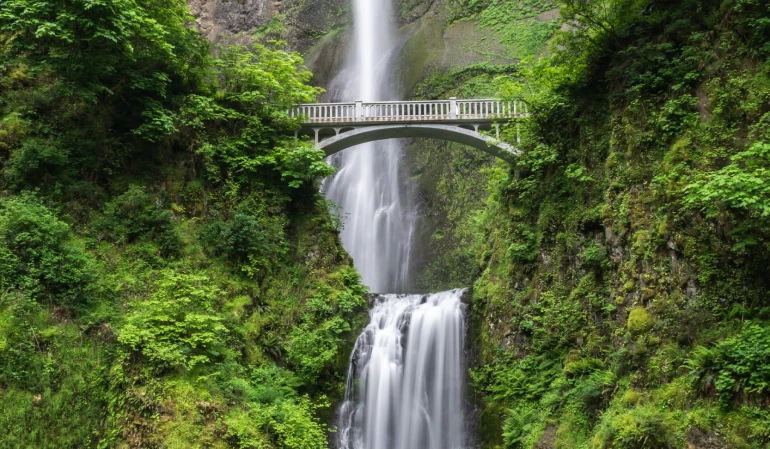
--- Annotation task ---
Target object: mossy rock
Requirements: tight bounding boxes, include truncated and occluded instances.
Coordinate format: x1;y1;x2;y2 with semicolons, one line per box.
627;307;654;334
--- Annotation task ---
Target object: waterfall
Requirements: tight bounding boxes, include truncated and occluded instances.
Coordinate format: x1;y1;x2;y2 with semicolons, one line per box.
321;0;469;446
322;0;415;293
337;290;467;449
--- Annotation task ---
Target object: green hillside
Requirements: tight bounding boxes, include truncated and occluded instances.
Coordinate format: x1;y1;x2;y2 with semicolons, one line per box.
0;1;367;447
407;0;770;447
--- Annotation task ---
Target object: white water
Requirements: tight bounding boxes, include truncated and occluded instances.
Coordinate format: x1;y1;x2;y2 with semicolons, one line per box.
323;0;468;447
323;0;415;293
337;290;467;449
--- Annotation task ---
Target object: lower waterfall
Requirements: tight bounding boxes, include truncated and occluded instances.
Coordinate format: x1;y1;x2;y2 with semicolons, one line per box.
337;289;467;449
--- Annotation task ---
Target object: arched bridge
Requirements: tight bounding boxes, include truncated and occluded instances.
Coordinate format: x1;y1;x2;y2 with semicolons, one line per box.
289;98;528;162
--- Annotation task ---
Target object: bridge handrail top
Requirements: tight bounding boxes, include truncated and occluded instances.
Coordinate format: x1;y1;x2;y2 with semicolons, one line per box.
294;98;512;107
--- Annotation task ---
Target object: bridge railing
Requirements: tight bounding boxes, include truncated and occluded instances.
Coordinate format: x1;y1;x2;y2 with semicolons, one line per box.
288;98;527;124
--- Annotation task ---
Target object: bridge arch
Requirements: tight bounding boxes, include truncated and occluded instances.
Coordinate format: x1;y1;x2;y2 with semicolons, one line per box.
316;124;520;162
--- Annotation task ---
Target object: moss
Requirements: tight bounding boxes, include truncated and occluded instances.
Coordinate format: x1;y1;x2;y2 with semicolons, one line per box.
628;307;655;335
621;389;644;406
394;18;444;96
632;230;651;256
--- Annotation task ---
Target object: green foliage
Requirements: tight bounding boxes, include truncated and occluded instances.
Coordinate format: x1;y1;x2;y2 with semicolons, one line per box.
686;323;770;402
685;141;770;217
502;403;547;448
185;44;333;189
98;185;182;256
203;212;288;276
592;404;676;449
0;0;364;446
1;0;331;194
0;0;207;106
685;142;770;250
286;275;367;385
118;271;228;371
464;0;770;447
267;396;330;449
226;395;329;449
287;316;350;384
0;195;96;306
0;291;110;448
473;0;560;59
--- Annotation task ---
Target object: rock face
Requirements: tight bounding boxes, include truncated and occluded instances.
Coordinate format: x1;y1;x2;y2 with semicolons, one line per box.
187;0;349;53
187;0;273;43
187;0;518;93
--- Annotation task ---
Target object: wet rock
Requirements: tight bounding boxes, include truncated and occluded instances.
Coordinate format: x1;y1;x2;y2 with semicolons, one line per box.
687;427;725;449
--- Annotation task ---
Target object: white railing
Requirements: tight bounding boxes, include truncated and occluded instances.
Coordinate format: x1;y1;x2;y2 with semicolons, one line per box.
289;98;528;124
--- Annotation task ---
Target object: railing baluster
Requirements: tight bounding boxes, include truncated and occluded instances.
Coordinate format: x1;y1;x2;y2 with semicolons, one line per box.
290;99;528;128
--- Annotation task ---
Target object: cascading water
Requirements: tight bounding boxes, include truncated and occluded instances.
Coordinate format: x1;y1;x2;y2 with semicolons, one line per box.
323;0;469;447
337;290;467;449
322;0;414;293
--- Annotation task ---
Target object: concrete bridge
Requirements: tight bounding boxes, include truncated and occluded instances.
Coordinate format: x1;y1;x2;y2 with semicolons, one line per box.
289;98;528;162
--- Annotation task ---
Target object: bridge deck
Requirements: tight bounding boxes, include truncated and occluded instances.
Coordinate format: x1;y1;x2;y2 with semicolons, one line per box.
289;98;527;126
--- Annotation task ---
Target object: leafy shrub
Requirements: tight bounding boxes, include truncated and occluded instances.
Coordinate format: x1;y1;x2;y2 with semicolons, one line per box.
117;270;228;371
286;316;350;385
202;212;288;276
246;365;304;404
0;291;44;385
685;142;770;250
502;403;547;448
683;345;719;395
98;185;182;256
3;138;70;188
268;396;329;449
0;0;204;104
564;357;605;378
226;395;328;449
592;405;675;449
580;242;607;269
0;290;111;447
686;322;770;402
186;45;333;189
0;195;95;306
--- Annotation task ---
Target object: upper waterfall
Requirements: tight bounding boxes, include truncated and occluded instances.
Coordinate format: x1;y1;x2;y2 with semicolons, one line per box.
322;0;415;293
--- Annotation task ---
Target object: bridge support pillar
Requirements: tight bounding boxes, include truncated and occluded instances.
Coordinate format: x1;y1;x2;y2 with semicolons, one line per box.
472;124;479;132
312;128;320;144
494;124;500;139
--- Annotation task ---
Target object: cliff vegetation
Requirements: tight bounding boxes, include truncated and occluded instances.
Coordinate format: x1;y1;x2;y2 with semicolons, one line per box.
438;0;770;447
0;0;368;447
